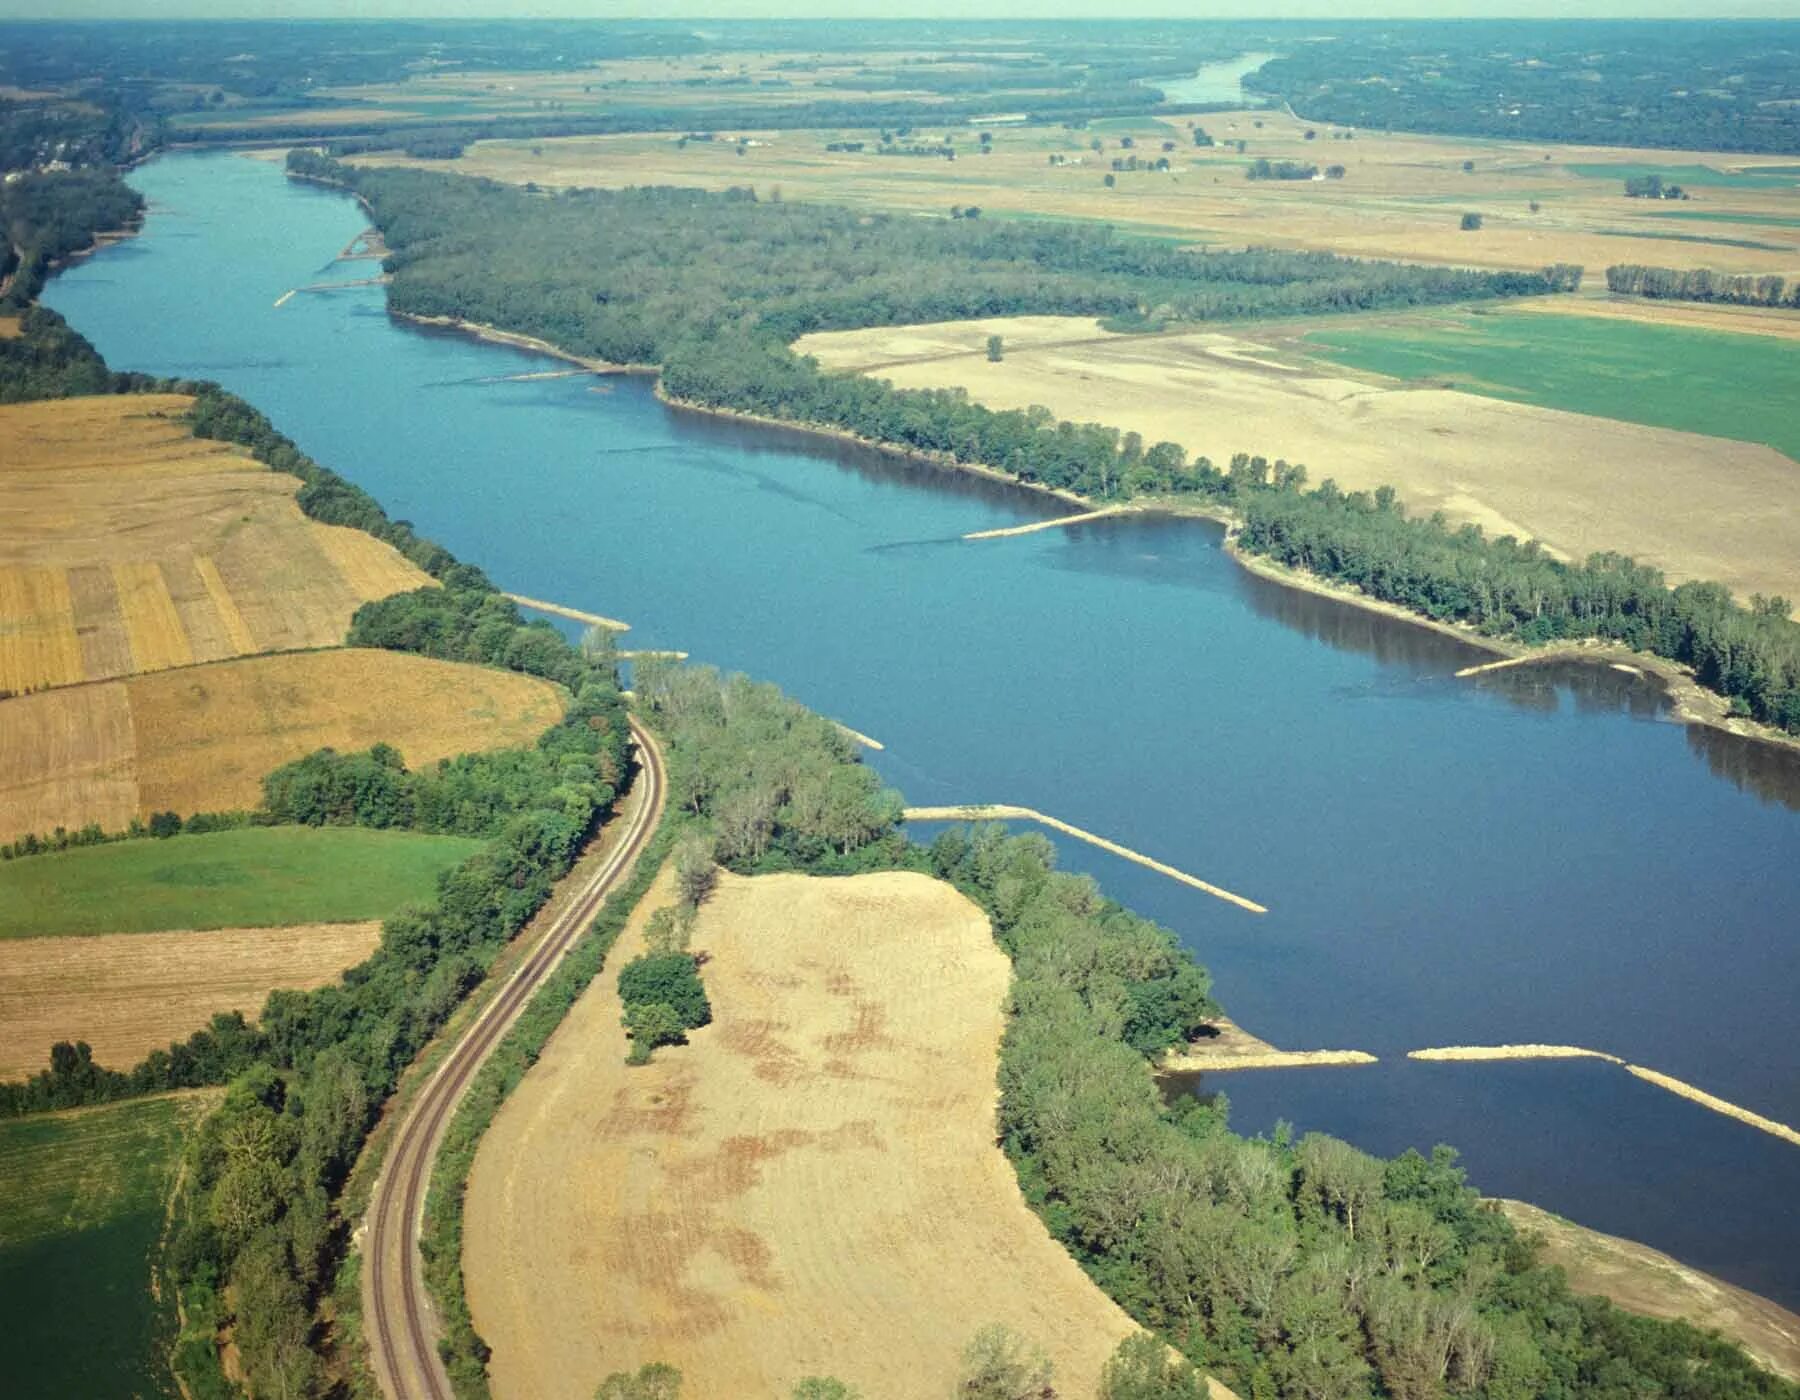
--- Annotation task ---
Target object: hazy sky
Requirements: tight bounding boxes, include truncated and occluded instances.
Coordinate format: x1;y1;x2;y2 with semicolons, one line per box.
3;1;1797;19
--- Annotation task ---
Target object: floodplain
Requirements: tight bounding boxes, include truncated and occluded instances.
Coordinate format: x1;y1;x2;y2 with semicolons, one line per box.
798;307;1800;604
362;105;1800;279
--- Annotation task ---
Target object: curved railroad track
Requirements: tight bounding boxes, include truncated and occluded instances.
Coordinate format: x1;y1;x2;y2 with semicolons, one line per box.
365;716;666;1400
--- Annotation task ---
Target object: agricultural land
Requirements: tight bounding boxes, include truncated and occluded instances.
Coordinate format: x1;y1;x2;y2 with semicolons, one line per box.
463;868;1162;1400
796;308;1800;605
0;647;565;841
0;393;429;694
0;1091;213;1398
0;922;381;1078
359;106;1800;280
0;825;480;939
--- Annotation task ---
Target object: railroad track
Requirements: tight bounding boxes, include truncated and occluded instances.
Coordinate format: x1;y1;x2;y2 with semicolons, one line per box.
365;717;666;1400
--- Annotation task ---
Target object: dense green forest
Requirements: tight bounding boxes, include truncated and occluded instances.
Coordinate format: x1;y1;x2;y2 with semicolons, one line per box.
294;153;1799;735
930;824;1799;1400
1605;263;1799;309
0;169;144;313
1244;21;1800;154
294;151;1555;363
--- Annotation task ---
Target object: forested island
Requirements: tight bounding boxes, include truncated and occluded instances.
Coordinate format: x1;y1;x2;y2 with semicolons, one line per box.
288;153;1800;740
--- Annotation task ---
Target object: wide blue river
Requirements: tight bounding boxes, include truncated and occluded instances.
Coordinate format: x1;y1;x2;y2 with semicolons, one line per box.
47;153;1800;1305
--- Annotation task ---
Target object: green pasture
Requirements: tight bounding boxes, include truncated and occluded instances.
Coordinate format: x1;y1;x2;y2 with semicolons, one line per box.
1644;208;1800;231
1566;162;1800;191
0;826;480;939
0;1093;204;1398
1596;227;1795;251
1303;308;1800;462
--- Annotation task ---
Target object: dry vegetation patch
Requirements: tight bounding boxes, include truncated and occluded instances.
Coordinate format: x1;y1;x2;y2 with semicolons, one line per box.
798;315;1800;604
0;649;565;840
464;869;1140;1400
0;394;433;693
0;920;380;1077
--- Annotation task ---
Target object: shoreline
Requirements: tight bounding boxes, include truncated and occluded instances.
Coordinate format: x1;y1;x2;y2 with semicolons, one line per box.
389;311;650;376
376;304;1800;762
1158;1017;1377;1073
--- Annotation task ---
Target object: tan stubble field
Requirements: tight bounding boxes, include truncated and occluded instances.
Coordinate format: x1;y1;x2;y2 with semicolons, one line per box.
0;921;382;1077
796;315;1800;605
463;868;1163;1400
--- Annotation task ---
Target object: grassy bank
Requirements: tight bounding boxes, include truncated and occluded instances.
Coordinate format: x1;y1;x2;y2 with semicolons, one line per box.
0;827;482;938
0;1091;212;1397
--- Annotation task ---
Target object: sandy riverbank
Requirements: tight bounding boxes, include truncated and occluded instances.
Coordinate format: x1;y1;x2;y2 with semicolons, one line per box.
391;312;646;375
1497;1199;1800;1381
1158;1016;1377;1073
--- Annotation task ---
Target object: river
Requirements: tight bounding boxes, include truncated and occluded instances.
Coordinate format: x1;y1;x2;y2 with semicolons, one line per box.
1156;51;1278;106
44;152;1800;1307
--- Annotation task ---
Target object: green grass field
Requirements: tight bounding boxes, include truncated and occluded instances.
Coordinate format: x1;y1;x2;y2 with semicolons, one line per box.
1302;309;1800;462
0;826;480;939
1646;209;1800;231
0;1093;207;1397
1566;162;1800;190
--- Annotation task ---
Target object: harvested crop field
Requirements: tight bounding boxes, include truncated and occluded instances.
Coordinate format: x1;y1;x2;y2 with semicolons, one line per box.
798;312;1800;604
0;921;381;1077
464;869;1147;1400
0;393;431;693
0;648;564;841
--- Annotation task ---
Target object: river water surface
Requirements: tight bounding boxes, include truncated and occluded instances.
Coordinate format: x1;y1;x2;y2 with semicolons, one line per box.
45;152;1800;1306
1156;51;1279;106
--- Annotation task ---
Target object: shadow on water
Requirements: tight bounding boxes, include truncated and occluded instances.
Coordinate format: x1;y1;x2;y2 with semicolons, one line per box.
1688;718;1800;813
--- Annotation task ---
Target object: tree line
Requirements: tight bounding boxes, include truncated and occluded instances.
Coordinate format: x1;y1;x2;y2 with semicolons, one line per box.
1238;488;1800;734
927;823;1799;1400
1243;21;1800;154
0;169;145;313
1605;263;1799;309
0;266;643;1398
297;154;1800;736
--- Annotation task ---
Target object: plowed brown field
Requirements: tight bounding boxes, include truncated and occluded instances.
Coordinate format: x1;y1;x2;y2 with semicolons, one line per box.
0;649;565;840
463;869;1150;1400
0;394;432;692
0;920;381;1076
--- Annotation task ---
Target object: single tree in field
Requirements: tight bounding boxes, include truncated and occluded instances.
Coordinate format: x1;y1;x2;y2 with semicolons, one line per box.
623;1001;686;1065
1104;173;1116;188
987;334;1004;363
956;1324;1055;1399
1460;212;1483;231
